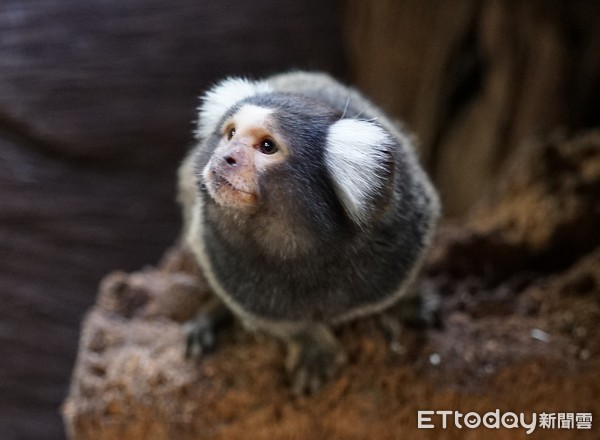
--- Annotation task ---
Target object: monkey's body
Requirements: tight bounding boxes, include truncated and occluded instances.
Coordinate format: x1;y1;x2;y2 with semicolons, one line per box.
179;72;439;392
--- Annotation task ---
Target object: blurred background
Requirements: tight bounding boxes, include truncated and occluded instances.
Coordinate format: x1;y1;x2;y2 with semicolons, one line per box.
1;0;599;438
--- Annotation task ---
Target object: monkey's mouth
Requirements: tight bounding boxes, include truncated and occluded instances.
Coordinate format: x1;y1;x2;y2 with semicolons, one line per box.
206;171;258;207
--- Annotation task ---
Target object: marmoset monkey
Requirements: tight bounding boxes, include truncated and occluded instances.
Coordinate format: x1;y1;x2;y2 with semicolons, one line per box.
178;71;440;394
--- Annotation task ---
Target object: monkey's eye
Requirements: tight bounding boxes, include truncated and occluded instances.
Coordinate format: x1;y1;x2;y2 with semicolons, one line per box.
258;139;279;155
226;127;236;140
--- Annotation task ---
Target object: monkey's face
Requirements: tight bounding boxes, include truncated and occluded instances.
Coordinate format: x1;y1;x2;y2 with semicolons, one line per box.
195;79;397;257
202;104;287;210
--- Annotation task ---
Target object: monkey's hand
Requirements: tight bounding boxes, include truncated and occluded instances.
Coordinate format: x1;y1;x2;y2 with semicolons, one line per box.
285;324;347;395
183;298;232;358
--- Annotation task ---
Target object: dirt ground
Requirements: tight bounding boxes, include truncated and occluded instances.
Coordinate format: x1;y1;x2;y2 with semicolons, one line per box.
62;132;600;439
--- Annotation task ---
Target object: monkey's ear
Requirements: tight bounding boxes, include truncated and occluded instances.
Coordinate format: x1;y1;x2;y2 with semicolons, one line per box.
325;119;395;227
195;78;272;141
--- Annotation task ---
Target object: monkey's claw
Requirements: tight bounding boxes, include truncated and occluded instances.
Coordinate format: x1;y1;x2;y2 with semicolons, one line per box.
285;327;346;395
184;314;216;359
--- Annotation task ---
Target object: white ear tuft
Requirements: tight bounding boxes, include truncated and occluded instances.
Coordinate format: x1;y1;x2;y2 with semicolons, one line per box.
195;77;272;140
325;119;394;227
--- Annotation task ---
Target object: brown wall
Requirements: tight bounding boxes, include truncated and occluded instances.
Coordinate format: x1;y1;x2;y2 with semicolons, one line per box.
0;2;344;438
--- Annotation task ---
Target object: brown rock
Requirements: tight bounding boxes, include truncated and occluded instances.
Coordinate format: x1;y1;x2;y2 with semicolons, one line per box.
64;132;600;439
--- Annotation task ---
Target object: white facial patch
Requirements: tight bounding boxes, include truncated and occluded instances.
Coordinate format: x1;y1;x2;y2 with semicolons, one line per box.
195;77;272;140
231;104;275;134
325;119;394;227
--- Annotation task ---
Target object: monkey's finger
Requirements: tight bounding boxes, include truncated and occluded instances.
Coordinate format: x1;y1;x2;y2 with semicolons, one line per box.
183;315;216;359
309;374;323;395
292;368;309;396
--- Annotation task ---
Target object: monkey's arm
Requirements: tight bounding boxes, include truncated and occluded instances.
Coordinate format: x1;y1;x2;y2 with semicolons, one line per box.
178;148;234;357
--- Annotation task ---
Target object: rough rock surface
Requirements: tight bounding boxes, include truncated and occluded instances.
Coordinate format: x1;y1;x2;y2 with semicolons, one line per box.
64;132;600;439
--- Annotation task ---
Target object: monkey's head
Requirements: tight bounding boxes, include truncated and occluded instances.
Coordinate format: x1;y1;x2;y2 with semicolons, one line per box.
194;77;397;256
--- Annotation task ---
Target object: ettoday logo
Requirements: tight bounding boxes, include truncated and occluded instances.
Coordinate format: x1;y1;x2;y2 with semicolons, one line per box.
417;410;593;434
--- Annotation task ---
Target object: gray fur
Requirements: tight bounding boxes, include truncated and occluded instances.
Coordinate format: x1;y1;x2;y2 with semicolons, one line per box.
181;71;440;335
